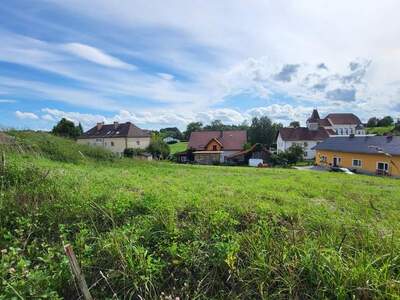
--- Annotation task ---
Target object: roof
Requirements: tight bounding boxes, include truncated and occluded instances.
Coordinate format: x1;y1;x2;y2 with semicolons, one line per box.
318;118;332;127
325;113;362;125
228;143;270;158
78;122;151;139
278;127;332;141
307;109;321;123
188;130;247;151
313;136;400;156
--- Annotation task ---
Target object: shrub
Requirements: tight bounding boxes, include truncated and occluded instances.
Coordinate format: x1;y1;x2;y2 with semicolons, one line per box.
124;148;146;158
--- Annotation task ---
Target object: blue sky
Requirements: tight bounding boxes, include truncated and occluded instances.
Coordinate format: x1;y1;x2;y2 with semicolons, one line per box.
1;0;400;131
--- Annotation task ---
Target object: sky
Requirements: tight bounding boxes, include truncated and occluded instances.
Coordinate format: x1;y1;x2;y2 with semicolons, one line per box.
1;0;400;131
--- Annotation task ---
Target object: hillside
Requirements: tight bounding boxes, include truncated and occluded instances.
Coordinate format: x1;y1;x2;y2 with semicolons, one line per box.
0;133;399;299
169;141;188;154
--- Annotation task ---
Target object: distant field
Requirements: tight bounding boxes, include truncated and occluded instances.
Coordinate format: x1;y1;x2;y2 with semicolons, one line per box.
1;133;400;299
367;126;395;135
169;141;188;154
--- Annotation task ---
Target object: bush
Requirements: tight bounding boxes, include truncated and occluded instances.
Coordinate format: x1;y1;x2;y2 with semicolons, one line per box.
147;134;170;159
124;148;146;158
270;145;304;166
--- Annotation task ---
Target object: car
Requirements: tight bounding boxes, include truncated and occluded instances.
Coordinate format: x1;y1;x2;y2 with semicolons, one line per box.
330;166;355;174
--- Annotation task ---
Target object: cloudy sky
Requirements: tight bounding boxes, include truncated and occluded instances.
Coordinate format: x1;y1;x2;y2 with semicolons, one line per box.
1;0;400;130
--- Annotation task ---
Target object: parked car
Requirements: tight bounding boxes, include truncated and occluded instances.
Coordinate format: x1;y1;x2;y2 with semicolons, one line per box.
330;166;355;175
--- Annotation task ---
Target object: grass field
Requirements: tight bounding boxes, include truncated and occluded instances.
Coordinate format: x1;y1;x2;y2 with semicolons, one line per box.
1;133;400;299
169;141;188;154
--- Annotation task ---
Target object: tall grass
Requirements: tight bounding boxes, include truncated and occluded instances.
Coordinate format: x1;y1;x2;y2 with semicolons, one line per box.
5;131;115;163
0;132;399;298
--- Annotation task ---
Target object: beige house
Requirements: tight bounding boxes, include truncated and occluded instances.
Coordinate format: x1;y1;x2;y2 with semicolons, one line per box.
77;122;151;156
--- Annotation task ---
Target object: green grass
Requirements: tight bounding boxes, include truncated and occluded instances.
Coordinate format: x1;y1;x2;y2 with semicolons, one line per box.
0;133;400;299
169;141;188;154
366;126;395;135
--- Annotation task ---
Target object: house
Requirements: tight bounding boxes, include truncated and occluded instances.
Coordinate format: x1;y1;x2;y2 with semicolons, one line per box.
277;109;366;159
188;130;247;164
312;111;366;135
226;143;271;165
77;122;151;156
163;136;180;144
313;135;400;177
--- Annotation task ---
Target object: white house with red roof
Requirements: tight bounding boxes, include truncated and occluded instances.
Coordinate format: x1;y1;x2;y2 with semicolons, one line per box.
277;109;366;159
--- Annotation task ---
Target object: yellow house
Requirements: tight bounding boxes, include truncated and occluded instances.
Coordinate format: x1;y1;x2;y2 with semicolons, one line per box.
314;136;400;177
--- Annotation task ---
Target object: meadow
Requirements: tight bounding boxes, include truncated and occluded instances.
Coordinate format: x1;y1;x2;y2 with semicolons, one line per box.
169;142;188;154
0;132;400;299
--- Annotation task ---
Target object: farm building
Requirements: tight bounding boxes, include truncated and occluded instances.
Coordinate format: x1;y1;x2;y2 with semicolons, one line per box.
314;135;400;177
187;130;247;164
226;143;271;165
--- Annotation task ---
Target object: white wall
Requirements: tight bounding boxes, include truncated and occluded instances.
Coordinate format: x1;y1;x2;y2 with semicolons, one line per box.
77;136;151;155
277;134;320;159
330;124;365;135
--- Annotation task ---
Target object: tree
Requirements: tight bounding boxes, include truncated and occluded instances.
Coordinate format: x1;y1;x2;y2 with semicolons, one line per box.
184;122;203;140
159;127;183;140
52;118;82;139
289;121;300;128
147;133;170;159
367;117;378;127
248;116;282;147
285;144;305;165
377;116;394;127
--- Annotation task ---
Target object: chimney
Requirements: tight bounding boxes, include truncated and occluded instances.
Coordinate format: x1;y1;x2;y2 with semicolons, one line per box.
96;122;104;131
113;121;119;129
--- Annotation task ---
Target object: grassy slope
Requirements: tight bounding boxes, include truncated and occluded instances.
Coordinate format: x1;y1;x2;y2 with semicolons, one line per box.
169;141;188;154
1;134;400;299
367;126;395;135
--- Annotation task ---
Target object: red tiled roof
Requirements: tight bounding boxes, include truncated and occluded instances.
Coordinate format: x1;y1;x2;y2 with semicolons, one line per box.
188;130;247;151
325;113;361;125
79;122;151;139
318;118;332;127
278;127;331;141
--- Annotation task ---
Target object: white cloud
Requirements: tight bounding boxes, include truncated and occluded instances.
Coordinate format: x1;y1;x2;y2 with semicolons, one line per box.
0;99;16;103
62;42;135;70
15;110;39;120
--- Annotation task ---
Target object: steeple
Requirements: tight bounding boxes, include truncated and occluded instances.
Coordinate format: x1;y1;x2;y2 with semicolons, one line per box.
307;109;320;131
307;109;320;123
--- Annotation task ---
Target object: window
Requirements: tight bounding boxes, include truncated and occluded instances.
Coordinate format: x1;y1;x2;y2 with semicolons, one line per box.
345;128;348;135
96;138;102;142
333;157;342;166
304;142;308;147
304;151;308;157
136;141;140;145
212;145;217;151
377;162;389;171
111;141;114;147
340;128;343;135
352;159;362;167
320;155;328;163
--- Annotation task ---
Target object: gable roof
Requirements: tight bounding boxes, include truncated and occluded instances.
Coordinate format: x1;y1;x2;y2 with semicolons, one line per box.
188;130;247;151
314;136;400;155
278;127;332;141
325;113;362;125
79;122;151;139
